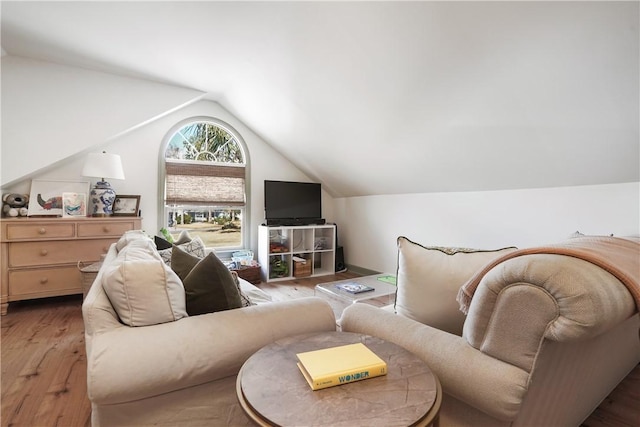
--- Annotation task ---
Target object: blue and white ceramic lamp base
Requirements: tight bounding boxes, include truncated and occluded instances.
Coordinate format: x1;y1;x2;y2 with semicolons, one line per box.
90;181;116;217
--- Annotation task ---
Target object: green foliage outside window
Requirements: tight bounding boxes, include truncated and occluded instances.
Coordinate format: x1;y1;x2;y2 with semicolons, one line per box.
166;123;243;163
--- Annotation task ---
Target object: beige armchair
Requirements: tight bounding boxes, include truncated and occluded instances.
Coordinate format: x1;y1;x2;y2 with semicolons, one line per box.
341;238;640;426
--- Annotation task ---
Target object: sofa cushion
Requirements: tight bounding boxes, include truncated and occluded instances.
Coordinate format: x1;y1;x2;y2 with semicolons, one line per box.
102;239;188;327
158;236;206;266
115;230;151;252
173;230;193;245
171;247;254;309
231;271;256;307
171;246;201;282
154;235;173;250
395;236;516;336
183;252;243;316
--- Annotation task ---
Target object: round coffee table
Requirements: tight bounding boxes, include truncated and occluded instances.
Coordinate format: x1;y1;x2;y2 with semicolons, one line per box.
236;331;441;426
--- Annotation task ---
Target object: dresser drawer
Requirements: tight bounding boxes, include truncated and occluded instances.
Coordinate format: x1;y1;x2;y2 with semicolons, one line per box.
8;266;82;297
4;223;75;241
8;239;116;267
77;221;135;238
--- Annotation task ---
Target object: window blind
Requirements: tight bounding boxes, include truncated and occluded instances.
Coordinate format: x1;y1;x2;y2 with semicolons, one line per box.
165;161;245;206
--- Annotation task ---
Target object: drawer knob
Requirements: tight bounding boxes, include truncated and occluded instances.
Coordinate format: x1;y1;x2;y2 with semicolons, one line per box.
103;226;110;233
40;278;48;285
38;228;46;235
40;249;48;256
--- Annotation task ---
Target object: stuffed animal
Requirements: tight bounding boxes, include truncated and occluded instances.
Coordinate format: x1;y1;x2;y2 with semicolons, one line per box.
2;193;30;217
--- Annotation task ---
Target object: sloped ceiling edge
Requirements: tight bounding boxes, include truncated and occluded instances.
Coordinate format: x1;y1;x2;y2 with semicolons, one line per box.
1;55;205;187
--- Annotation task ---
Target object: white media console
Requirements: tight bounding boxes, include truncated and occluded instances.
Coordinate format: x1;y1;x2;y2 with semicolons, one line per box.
258;224;336;282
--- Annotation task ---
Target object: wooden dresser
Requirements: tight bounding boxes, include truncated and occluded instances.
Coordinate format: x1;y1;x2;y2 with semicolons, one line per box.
1;217;142;315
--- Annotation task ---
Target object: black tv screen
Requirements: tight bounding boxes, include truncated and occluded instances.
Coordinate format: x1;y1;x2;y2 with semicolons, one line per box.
264;180;322;221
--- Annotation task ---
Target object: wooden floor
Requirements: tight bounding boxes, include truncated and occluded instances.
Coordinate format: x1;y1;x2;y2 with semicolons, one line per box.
1;272;639;427
1;295;91;427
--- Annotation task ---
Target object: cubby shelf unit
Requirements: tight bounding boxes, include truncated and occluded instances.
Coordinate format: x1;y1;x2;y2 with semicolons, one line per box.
258;224;336;282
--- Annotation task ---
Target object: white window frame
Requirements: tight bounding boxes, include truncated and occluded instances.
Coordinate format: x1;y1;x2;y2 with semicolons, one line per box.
158;117;251;256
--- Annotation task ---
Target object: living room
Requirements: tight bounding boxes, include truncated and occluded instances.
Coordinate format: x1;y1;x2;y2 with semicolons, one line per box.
1;1;639;426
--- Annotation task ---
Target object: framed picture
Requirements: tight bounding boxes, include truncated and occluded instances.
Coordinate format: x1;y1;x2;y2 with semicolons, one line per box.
62;192;87;217
28;180;90;217
112;195;140;216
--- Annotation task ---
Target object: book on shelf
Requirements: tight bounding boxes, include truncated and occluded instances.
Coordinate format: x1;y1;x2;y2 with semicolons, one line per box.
296;343;387;391
335;282;375;294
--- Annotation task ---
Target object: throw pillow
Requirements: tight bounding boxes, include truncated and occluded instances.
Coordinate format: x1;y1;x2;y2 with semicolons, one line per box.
231;271;255;307
183;252;243;315
101;239;188;327
173;230;193;245
170;245;201;281
178;236;206;258
115;230;151;252
158;236;206;267
155;229;190;249
395;236;517;336
154;235;173;250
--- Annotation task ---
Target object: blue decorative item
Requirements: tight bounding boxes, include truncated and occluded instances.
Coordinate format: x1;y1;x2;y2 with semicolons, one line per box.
90;181;117;216
82;151;125;217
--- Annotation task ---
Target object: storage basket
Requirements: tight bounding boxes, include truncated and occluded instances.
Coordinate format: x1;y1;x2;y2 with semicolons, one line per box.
293;260;312;278
78;260;104;298
232;265;262;284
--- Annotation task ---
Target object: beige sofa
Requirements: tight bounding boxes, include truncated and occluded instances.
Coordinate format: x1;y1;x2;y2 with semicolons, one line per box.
341;235;640;426
83;240;336;426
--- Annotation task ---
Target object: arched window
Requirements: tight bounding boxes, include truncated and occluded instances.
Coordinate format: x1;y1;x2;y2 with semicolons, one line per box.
161;119;248;251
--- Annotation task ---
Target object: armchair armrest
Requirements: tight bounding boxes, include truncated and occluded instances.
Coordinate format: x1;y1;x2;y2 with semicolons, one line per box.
341;303;528;421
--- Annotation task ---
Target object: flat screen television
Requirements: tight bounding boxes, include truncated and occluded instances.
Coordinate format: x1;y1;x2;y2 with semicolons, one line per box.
264;180;323;225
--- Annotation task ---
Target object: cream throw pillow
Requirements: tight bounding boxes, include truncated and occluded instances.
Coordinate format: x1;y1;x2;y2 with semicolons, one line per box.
115;229;151;252
102;239;188;327
395;236;516;336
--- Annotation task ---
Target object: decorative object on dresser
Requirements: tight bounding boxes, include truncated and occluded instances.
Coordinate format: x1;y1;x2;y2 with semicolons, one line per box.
27;180;90;217
112;195;141;217
2;193;30;217
62;192;87;217
82;151;126;217
0;216;142;315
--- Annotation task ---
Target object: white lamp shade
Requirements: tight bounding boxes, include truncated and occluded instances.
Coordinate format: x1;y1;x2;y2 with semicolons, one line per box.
82;152;125;180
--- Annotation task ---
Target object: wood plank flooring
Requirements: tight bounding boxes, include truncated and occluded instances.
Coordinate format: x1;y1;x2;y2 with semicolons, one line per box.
1;295;91;427
1;273;639;427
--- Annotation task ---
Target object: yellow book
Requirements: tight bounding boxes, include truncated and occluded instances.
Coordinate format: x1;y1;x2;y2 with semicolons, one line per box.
296;343;387;390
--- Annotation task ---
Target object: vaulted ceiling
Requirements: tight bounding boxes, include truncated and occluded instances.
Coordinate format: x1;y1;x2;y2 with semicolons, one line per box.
2;1;638;197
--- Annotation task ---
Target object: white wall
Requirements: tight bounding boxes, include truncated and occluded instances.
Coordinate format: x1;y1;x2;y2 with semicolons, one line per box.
2;99;333;254
0;55;329;253
1;55;204;186
334;182;640;273
101;99;334;251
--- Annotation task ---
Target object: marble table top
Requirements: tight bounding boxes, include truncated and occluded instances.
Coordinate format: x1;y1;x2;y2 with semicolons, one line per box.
236;331;441;427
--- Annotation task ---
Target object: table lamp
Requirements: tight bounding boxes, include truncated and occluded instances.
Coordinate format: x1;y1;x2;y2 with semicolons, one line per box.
82;151;125;217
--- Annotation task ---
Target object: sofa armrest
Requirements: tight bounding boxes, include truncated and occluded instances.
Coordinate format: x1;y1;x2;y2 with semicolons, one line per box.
341;303;529;421
87;297;336;404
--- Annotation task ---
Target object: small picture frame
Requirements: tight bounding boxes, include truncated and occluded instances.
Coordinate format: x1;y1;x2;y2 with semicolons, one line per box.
112;195;140;216
62;192;87;217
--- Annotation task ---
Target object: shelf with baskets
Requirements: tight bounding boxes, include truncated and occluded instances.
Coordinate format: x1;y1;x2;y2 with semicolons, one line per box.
258;224;336;282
